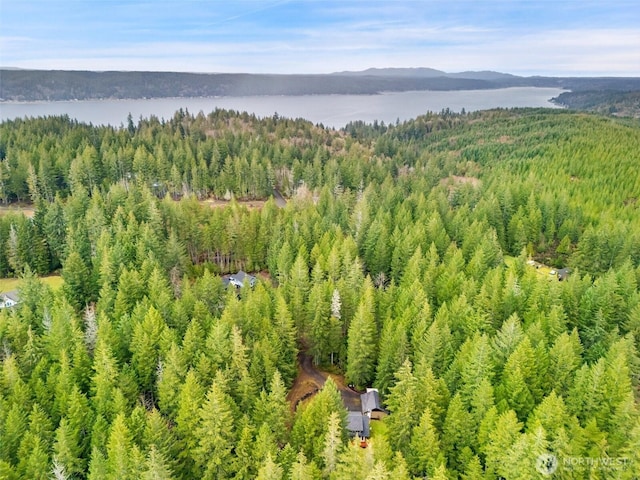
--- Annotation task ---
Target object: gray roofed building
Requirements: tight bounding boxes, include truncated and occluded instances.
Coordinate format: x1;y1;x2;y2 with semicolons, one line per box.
347;411;370;438
228;270;256;288
361;388;387;420
0;291;20;309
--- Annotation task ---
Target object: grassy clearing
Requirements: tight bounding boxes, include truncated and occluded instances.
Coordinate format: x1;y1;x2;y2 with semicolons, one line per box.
200;198;268;210
0;275;64;292
504;255;559;280
0;204;35;218
370;419;389;441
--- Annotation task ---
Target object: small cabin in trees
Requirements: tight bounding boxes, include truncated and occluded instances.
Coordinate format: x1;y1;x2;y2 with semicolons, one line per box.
0;291;19;309
557;268;570;281
226;270;257;288
361;388;387;420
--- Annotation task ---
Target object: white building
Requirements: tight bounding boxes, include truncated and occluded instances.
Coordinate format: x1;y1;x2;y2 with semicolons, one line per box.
0;291;20;309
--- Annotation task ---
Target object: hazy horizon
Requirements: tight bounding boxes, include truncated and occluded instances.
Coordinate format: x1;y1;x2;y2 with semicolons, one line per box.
0;66;636;79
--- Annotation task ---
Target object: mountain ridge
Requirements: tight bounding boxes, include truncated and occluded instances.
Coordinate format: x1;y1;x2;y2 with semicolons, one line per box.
332;67;518;81
1;68;639;103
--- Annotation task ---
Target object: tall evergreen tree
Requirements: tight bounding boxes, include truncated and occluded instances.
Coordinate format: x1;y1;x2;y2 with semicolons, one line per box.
194;378;237;479
346;277;377;387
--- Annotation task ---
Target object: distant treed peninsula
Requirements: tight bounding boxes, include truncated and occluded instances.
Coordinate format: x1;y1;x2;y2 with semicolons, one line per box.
2;68;640;109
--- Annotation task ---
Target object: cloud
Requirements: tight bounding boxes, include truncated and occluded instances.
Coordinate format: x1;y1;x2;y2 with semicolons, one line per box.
1;1;639;76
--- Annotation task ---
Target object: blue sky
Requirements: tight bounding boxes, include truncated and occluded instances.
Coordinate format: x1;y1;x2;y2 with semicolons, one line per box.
1;0;639;76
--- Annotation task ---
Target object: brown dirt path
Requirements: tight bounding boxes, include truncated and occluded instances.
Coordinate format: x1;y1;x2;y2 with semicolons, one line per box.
286;352;361;412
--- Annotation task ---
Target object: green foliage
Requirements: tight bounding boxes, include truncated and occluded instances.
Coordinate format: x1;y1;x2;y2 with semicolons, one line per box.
1;109;639;478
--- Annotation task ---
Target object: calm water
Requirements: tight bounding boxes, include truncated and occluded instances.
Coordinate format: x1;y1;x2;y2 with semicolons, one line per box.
0;87;565;129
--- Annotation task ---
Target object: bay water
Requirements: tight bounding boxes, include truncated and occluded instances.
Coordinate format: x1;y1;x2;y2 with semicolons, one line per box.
0;87;565;129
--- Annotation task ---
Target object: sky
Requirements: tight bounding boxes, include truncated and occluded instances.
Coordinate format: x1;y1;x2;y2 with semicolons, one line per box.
1;0;639;76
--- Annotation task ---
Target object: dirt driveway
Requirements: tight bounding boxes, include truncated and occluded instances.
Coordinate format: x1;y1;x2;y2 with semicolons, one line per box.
287;352;362;412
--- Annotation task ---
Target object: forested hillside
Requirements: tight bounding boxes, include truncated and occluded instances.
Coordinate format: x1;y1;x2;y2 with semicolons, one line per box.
1;109;639;479
552;90;640;118
3;69;640;102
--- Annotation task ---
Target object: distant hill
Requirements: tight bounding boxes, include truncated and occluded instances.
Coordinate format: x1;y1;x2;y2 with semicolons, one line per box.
447;70;518;81
333;67;448;77
334;67;517;81
1;68;639;104
0;70;496;101
552;90;640;118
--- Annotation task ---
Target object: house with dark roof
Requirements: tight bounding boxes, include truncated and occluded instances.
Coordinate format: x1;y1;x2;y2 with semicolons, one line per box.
361;388;387;420
347;411;370;439
0;291;20;309
346;388;388;439
557;268;571;281
228;270;256;288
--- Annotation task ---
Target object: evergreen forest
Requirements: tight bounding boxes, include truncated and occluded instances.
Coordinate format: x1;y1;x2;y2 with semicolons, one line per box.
1;108;639;479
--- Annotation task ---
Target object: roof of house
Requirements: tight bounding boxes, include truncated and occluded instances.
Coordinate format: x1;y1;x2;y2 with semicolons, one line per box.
361;389;384;414
0;291;19;302
347;411;370;438
232;270;252;281
230;270;256;285
223;271;257;288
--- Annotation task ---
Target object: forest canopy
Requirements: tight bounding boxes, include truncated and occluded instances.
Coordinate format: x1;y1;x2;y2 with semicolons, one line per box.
0;108;639;479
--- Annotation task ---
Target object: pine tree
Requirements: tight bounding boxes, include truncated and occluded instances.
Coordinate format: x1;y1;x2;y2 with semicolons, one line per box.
142;409;179;475
256;454;283;480
254;370;292;447
288;251;310;332
308;270;331;365
346;277;377;388
375;316;409;395
91;341;119;421
105;413;143;480
289;451;320;480
459;333;495;409
408;407;445;478
156;342;186;418
501;425;551;480
130;306;166;392
16;432;50;480
52;418;84;478
483;409;523;479
62;250;94;310
254;422;279;468
272;292;298;384
142;445;175;480
322;411;343;475
461;455;484;480
431;463;451;480
619;416;640;480
174;370;205;478
1;403;27;465
65;385;94;461
194;378;237;479
87;446;109;480
547;329;583;397
492;313;524;367
385;360;420;456
441;394;475;474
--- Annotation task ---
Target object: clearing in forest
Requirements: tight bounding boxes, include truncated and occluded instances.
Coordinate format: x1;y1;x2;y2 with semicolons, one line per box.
0;275;64;292
0;204;35;218
287;353;361;412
